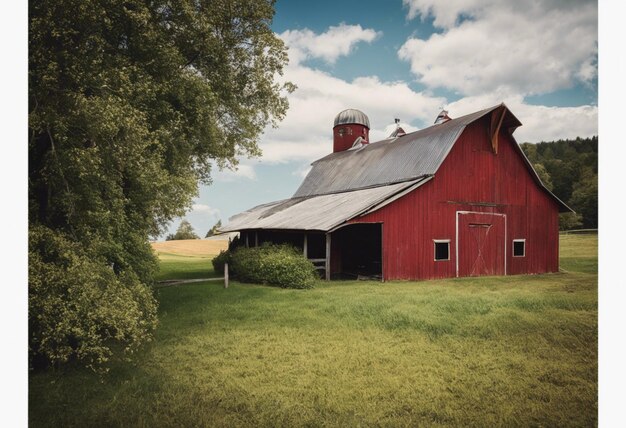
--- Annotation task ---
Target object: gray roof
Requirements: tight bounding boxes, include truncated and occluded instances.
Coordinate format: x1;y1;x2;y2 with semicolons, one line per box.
294;105;510;198
334;109;370;128
219;177;430;233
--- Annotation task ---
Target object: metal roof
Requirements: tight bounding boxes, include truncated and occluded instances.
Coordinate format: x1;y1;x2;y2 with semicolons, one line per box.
220;177;430;233
334;109;370;128
295;105;507;198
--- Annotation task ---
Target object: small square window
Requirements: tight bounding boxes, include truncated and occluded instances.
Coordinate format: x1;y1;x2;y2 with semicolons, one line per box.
513;239;525;257
434;240;450;261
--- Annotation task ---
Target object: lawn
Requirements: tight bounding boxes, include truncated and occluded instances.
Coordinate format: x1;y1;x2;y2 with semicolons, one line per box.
29;234;597;427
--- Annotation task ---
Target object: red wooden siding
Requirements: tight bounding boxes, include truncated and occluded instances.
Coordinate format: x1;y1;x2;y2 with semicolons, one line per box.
351;117;560;280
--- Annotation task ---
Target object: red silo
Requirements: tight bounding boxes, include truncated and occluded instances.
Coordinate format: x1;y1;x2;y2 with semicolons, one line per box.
333;109;370;152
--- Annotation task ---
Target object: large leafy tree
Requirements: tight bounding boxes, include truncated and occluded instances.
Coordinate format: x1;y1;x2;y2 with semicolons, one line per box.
29;0;292;369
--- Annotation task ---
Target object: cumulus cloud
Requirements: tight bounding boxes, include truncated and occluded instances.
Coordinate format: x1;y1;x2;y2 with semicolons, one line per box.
219;16;597;183
445;92;597;142
399;0;598;96
258;65;446;164
279;23;381;65
191;204;220;217
212;163;257;182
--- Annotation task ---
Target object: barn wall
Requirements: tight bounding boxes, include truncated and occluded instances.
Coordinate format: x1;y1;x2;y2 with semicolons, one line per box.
353;118;560;280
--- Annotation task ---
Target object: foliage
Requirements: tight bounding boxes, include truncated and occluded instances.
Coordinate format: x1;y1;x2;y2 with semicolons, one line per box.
521;136;597;229
29;234;597;427
559;212;583;231
231;244;317;289
205;220;222;238
29;0;291;369
166;220;199;241
29;225;158;371
211;249;231;275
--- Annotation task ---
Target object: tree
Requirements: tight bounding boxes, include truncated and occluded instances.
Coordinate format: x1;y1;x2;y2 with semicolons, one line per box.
568;169;598;229
166;220;199;240
533;163;554;191
205;220;222;238
29;0;292;369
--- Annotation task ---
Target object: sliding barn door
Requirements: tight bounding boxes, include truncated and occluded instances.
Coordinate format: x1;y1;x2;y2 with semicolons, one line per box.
457;212;506;277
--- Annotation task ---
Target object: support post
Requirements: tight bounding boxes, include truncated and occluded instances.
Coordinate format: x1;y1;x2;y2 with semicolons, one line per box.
255;231;258;247
303;233;308;259
224;263;229;288
325;233;331;281
245;232;249;248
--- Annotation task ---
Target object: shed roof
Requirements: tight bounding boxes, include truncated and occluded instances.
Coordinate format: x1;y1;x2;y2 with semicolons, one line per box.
219;177;430;233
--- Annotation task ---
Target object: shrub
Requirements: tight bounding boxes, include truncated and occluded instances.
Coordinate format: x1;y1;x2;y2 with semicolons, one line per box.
231;244;317;289
29;225;158;372
212;249;232;275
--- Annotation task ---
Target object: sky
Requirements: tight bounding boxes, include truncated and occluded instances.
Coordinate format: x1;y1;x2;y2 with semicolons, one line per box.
160;0;598;240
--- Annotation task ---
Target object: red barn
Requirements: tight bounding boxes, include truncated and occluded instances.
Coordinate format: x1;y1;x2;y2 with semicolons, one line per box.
220;104;571;281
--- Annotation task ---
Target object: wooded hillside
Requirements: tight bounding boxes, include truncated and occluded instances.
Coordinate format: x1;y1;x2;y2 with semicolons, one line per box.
520;137;598;229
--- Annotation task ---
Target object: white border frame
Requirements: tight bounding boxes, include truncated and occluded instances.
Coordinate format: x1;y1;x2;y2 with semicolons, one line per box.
512;239;526;257
433;239;451;261
455;211;507;277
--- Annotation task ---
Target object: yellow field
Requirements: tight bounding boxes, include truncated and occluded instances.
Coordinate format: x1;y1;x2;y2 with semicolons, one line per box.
151;239;228;257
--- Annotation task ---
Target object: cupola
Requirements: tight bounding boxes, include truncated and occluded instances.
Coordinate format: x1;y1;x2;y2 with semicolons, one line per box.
333;109;370;152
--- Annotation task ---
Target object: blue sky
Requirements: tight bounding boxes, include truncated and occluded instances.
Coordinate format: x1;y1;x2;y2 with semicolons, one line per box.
161;0;598;239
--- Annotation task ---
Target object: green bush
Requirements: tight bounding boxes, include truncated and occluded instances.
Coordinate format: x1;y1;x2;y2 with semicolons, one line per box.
212;249;232;275
29;225;158;372
231;244;317;289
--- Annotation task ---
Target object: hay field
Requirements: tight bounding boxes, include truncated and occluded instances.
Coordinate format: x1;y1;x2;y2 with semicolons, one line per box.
151;238;228;257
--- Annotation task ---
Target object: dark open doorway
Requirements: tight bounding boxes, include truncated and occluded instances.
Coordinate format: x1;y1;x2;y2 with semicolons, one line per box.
331;223;382;280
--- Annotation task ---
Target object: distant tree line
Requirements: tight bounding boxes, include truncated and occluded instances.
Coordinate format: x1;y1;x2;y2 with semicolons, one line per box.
520;136;598;230
165;220;199;241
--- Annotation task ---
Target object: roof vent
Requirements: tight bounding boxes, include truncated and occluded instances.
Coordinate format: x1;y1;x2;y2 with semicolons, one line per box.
348;136;366;150
434;109;451;124
388;127;406;138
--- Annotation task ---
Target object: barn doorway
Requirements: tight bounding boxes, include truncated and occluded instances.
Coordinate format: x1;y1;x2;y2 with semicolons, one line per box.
331;223;382;280
457;212;506;277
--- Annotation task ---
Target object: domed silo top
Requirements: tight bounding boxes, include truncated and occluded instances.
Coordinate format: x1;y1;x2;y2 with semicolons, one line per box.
333;109;370;129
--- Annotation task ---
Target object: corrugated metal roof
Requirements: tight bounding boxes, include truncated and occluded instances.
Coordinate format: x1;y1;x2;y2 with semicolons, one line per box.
220;178;429;233
294;105;506;198
334;109;370;128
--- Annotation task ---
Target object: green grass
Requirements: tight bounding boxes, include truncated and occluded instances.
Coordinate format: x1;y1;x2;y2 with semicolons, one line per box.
155;252;220;281
559;232;598;274
29;234;597;427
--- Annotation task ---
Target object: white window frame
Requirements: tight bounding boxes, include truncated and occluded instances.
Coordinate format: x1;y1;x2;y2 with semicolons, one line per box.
512;239;526;257
433;239;451;261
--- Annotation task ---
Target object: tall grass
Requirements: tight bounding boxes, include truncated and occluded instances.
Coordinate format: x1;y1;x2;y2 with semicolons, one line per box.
29;234;597;427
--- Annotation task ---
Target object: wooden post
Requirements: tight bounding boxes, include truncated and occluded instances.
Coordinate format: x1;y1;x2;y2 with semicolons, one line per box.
325;233;331;281
224;263;229;288
255;231;258;247
245;232;249;248
303;233;308;259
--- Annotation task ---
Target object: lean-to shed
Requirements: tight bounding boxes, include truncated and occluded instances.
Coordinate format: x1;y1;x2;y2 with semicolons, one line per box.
220;104;571;281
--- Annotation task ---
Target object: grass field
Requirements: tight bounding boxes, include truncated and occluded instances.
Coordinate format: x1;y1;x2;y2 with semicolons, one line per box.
29;234;597;427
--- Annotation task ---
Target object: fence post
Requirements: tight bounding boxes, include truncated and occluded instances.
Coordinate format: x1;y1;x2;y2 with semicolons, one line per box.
224;262;229;288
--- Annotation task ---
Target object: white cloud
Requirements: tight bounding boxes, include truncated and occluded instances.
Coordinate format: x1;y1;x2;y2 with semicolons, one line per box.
279;23;381;65
191;204;220;217
399;0;598;96
446;92;597;142
258;63;446;165
212;163;257;182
